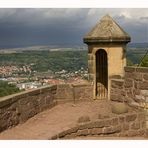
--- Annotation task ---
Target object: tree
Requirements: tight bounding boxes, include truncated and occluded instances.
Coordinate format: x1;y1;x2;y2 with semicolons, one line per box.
140;56;148;67
0;81;21;97
127;59;133;66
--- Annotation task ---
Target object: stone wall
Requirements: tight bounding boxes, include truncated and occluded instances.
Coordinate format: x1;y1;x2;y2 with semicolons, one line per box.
55;83;93;103
110;66;148;128
0;85;57;132
50;111;146;139
0;83;93;133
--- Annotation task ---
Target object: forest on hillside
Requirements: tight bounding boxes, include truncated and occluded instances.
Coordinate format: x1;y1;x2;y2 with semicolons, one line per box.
0;48;147;73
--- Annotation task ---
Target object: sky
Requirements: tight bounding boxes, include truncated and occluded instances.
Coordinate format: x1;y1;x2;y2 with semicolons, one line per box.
0;8;148;48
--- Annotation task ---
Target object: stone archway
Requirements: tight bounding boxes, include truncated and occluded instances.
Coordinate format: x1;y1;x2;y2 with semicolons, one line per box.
95;49;108;99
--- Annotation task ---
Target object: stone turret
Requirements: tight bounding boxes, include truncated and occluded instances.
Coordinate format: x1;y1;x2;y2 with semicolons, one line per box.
84;14;130;43
83;14;131;100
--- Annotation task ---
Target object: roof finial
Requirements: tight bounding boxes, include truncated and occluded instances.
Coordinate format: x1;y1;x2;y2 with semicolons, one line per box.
101;14;112;21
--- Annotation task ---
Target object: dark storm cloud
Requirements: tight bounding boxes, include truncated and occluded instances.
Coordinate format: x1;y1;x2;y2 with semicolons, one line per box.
0;8;147;48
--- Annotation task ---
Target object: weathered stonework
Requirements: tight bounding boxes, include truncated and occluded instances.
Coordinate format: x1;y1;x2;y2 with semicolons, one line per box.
55;83;93;103
0;85;57;132
110;66;148;129
0;83;93;133
50;112;146;139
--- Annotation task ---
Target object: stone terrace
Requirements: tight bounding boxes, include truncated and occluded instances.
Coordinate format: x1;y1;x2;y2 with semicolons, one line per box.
0;101;147;140
0;101;112;139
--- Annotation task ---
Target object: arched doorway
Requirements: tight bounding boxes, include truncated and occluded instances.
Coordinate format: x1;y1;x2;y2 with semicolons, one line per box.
95;49;108;99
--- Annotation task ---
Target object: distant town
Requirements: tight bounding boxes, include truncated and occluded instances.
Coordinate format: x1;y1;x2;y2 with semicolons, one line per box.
0;46;89;97
0;45;147;97
0;64;88;90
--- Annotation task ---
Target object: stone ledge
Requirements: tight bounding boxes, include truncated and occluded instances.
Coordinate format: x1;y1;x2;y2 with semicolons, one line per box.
72;83;93;87
124;67;135;72
135;67;148;73
109;75;123;79
49;111;146;139
0;85;56;108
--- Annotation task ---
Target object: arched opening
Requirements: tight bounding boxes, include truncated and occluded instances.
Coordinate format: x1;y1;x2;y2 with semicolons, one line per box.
95;49;108;99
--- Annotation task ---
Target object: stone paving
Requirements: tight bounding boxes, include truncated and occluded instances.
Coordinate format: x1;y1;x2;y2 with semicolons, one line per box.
0;100;113;140
0;100;147;140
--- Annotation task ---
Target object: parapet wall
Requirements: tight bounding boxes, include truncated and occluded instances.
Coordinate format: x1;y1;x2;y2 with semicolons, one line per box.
0;83;93;133
110;66;148;128
0;85;57;132
50;111;146;139
55;83;93;103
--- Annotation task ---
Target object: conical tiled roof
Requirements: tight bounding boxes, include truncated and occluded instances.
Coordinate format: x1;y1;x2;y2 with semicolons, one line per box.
83;15;131;43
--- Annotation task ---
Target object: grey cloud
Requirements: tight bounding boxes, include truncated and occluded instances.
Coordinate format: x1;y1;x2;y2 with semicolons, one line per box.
140;16;148;20
0;8;147;48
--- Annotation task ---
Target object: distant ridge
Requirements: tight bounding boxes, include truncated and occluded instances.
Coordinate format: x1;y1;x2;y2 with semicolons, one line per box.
0;42;147;51
128;42;148;48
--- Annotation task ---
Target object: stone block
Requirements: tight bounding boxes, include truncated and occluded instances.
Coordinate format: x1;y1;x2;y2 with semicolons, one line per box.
78;123;89;130
19;111;30;123
138;129;146;136
109;75;122;79
104;119;112;127
136;67;148;73
122;123;129;131
134;95;145;103
124;67;135;72
138;112;145;121
0;117;9;132
88;74;94;81
125;72;134;79
111;80;124;89
124;79;133;88
126;114;137;122
40;85;57;93
146;97;148;103
45;96;52;105
50;135;58;140
119;132;128;137
59;131;68;138
19;97;30;105
64;133;77;139
143;74;148;81
90;128;102;135
141;90;148;97
139;82;148;90
128;101;140;108
103;125;121;134
68;133;77;139
98;114;110;119
88;64;93;74
77;129;89;136
126;88;134;98
87;120;105;128
128;130;139;137
121;90;126;96
77;116;90;123
110;95;124;102
27;89;41;96
111;103;128;114
134;73;142;81
133;89;140;95
111;118;119;126
55;84;74;100
65;127;79;135
131;122;140;130
119;116;125;123
88;54;93;60
134;81;139;89
141;121;146;129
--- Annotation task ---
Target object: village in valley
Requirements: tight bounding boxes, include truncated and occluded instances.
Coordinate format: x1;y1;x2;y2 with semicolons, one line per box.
0;48;89;95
